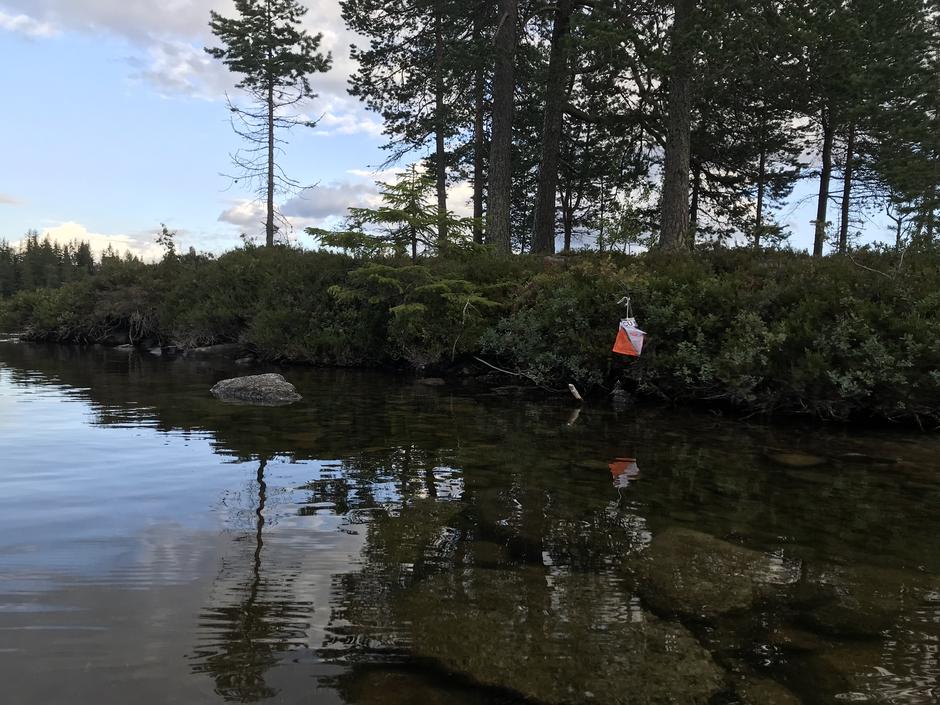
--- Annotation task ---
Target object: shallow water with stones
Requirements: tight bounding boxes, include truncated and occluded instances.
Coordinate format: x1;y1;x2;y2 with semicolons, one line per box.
0;340;937;705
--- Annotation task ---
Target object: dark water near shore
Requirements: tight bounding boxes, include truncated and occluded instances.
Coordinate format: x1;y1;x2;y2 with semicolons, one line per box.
0;341;937;705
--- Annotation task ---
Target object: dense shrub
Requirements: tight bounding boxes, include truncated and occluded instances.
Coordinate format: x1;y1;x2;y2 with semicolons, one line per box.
2;244;939;423
485;248;940;422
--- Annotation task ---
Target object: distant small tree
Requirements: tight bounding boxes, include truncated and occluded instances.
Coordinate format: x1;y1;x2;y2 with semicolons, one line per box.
155;223;177;259
308;165;475;261
206;0;332;247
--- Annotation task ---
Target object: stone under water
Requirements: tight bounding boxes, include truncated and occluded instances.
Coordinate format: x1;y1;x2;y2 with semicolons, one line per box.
391;567;726;705
628;527;783;620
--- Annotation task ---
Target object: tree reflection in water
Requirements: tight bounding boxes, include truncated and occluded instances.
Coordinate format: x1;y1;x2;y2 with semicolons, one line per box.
190;456;310;702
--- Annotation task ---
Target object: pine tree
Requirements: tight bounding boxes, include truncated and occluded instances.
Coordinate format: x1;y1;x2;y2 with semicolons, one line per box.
206;0;332;247
866;1;940;243
530;0;576;255
687;0;804;246
486;0;519;253
659;0;696;251
343;0;489;247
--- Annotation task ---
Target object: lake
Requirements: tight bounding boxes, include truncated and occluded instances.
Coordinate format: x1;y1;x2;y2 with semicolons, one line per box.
0;340;937;705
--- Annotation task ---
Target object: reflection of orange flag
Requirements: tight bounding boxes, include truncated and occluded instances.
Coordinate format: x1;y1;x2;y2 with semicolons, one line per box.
613;327;639;356
609;458;636;477
609;457;640;488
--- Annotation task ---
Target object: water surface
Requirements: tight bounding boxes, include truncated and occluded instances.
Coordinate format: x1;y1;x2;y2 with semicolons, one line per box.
0;341;937;705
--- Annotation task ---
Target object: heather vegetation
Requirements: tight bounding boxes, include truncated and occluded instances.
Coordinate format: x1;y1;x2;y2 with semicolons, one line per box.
2;240;938;424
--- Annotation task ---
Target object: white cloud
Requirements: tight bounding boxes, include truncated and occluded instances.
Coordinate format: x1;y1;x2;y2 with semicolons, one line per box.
217;200;266;229
218;171;476;239
0;1;228;41
126;38;233;99
0;0;381;136
313;97;384;138
282;181;381;220
18;221;166;261
218;179;382;232
0;9;58;37
0;193;23;206
447;181;474;218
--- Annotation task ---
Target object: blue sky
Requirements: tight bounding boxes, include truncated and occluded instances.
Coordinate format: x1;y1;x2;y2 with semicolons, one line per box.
0;1;894;258
0;0;390;257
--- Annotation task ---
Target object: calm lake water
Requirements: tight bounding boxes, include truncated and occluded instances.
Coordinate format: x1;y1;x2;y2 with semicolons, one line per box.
0;341;937;705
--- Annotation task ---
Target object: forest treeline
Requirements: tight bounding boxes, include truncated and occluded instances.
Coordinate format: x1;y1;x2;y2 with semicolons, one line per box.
338;0;940;254
0;234;99;297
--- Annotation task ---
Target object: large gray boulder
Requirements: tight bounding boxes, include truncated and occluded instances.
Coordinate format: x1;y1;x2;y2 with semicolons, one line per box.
210;373;302;405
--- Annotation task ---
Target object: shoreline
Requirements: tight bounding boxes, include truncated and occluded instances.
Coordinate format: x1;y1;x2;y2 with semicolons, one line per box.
3;336;936;433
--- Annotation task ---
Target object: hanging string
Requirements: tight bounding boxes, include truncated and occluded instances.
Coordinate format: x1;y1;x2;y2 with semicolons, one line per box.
616;296;633;319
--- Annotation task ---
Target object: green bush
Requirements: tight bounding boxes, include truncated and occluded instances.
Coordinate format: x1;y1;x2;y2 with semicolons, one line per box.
484;248;940;422
2;244;939;423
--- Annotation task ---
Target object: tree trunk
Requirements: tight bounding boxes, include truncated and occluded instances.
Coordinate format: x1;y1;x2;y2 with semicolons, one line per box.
926;185;937;241
659;0;696;251
689;162;701;248
530;0;574;255
472;15;486;245
755;142;766;248
434;3;448;247
892;208;903;251
485;0;517;253
813;109;834;257
561;187;574;252
266;81;276;248
838;121;856;255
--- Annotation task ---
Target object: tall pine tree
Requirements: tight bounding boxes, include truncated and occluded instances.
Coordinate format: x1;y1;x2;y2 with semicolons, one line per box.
206;0;332;247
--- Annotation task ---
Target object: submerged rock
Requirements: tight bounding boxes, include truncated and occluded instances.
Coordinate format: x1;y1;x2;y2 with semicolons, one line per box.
100;331;129;346
800;562;935;638
417;377;446;386
190;343;245;358
392;567;725;705
210;373;302;405
629;527;783;620
737;677;803;705
835;452;899;465
767;624;828;653
337;668;472;705
765;452;827;468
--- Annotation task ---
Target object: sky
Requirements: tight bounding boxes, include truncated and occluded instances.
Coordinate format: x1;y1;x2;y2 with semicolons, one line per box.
0;1;894;259
0;0;394;258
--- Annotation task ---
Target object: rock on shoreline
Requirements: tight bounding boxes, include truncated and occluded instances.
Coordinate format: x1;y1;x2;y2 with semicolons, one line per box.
210;373;302;405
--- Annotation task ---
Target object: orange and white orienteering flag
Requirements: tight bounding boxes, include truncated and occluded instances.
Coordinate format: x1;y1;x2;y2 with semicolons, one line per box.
612;318;646;357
